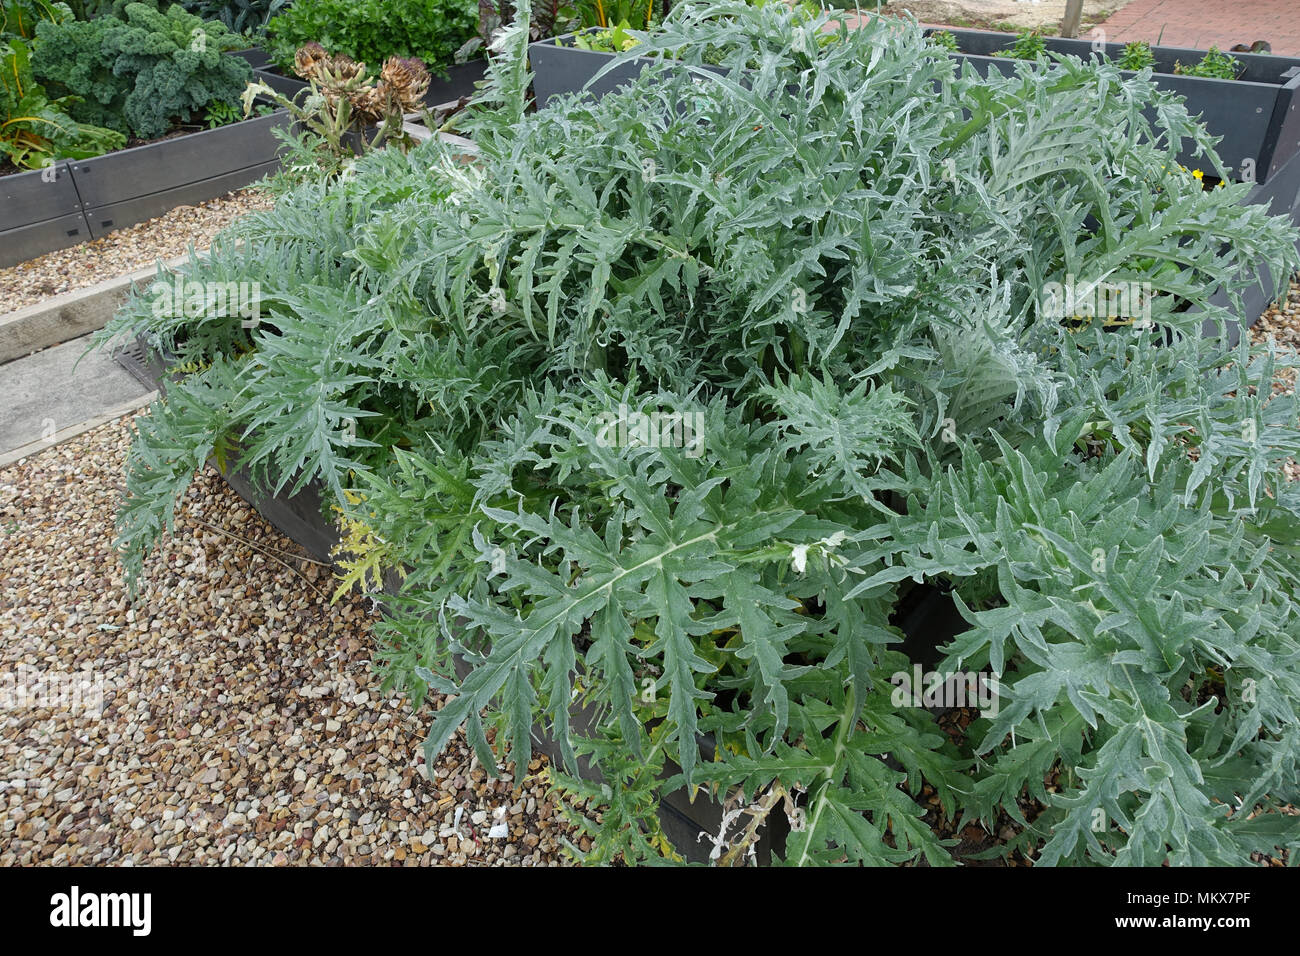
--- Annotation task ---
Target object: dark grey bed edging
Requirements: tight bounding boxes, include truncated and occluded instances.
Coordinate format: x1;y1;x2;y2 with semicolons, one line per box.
230;46;271;71
84;159;282;240
0;108;289;268
529;34;656;110
0;163;92;268
70;109;289;239
0;161;81;231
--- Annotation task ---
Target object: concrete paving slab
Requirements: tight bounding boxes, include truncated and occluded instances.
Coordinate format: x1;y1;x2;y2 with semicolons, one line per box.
0;334;151;456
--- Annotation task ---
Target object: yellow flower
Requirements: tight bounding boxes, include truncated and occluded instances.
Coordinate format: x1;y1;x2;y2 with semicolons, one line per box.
1192;169;1204;180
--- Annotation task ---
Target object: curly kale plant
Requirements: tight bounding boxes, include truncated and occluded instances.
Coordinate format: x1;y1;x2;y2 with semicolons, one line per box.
2;0;69;38
32;2;251;138
102;1;1300;866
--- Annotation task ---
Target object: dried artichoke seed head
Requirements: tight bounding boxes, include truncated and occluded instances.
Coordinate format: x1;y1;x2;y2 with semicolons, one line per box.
380;57;431;111
294;42;328;80
346;86;385;124
329;54;367;85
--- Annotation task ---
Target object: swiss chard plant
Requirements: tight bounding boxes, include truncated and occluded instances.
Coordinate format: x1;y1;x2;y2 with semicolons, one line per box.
1;0;124;168
101;0;1300;866
2;41;124;168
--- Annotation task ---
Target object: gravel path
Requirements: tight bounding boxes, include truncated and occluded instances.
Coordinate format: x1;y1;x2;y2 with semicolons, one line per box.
1;189;274;318
1252;278;1300;358
0;412;581;866
1252;275;1300;425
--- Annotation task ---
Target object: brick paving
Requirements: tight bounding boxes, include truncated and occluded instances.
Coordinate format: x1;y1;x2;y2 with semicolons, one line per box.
1096;0;1300;56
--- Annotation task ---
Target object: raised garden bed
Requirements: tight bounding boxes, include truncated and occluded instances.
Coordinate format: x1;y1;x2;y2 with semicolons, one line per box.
935;29;1300;185
101;5;1300;868
531;28;1300;186
0;108;289;269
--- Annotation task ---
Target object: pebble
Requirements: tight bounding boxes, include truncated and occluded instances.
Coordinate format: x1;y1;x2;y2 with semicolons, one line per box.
0;189;275;316
1252;279;1300;482
0;417;585;866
